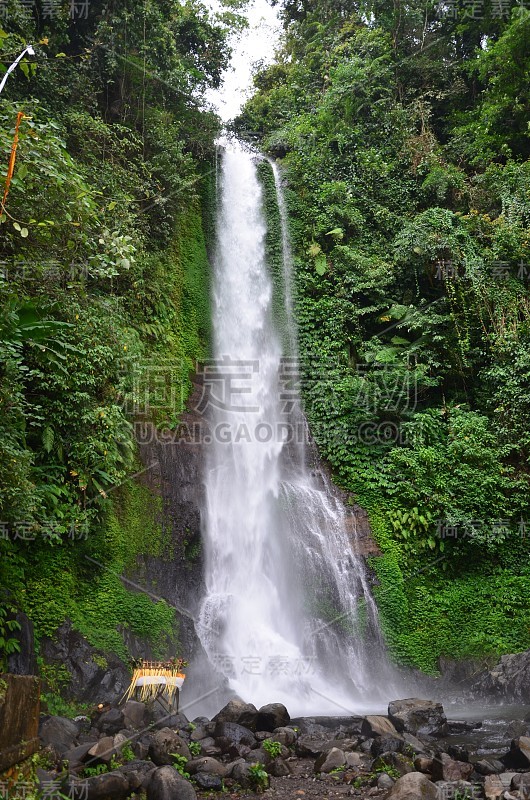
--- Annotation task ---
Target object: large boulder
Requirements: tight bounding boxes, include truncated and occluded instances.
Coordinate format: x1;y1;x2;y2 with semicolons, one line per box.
149;728;191;766
386;771;440;799
39;716;79;758
255;703;290;732
147;766;197;800
388;699;447;737
213;721;257;750
212;699;259;730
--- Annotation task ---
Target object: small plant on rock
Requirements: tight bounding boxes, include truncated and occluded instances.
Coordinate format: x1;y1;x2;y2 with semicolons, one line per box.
188;741;201;757
248;763;269;793
262;738;282;758
170;753;190;779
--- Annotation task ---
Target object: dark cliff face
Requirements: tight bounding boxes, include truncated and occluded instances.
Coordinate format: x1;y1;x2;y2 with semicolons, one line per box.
134;378;208;662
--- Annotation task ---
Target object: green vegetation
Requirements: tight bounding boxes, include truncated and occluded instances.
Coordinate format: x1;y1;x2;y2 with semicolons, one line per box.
262;738;283;758
237;1;530;671
247;763;269;793
0;0;235;676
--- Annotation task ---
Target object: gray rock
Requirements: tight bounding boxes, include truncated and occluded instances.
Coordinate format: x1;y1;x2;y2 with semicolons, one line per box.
372;751;413;777
96;708;125;735
133;740;149;760
256;703;290;732
185;757;227;777
212;699;259;730
371;735;404;756
403;732;429;755
431;752;474;782
69;772;129;800
230;760;259;788
345;752;362;768
295;736;328;757
361;715;399;737
150;708;189;731
194;773;223;790
315;747;346;773
387;771;441;799
118;760;156;792
149;728;191;766
360;738;374;753
377;773;395;790
244;747;269;765
226;742;251;759
213;721;257;749
267;757;291;777
475;759;504;775
40;716;79;757
147;766;197;800
447;744;469;762
62;742;94;768
123;700;147;730
87;736;116;765
190;726;208;742
271;726;297;746
388;698;447;737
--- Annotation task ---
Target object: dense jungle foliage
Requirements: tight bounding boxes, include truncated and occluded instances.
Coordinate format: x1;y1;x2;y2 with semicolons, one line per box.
2;0;530;700
0;0;232;701
237;0;530;670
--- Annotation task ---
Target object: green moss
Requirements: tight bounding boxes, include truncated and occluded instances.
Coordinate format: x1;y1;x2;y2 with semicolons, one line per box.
23;476;178;662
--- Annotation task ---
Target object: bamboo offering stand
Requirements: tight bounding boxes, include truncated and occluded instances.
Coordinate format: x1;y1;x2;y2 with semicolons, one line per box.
123;658;187;711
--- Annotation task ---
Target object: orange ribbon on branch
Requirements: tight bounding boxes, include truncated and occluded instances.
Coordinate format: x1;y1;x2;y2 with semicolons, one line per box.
2;111;26;212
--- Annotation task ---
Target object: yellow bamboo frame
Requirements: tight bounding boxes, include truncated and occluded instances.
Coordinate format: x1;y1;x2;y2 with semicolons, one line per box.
122;661;186;703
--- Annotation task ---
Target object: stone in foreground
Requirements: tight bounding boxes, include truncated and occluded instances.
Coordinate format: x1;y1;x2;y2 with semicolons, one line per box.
386;771;440;799
147;766;196;800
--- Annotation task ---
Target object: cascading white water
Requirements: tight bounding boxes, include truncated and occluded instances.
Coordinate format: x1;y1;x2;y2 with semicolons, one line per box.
196;140;398;716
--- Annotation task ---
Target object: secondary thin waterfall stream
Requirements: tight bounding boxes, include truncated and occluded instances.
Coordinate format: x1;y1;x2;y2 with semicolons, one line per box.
196;140;397;716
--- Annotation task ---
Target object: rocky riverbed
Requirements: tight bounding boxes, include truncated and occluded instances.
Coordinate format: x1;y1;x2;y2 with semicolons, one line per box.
33;696;530;800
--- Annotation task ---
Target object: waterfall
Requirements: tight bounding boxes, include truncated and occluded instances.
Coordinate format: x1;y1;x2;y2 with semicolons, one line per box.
196;140;397;716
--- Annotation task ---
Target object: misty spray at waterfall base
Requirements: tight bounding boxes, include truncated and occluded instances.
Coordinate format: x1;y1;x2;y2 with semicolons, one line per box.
190;141;400;718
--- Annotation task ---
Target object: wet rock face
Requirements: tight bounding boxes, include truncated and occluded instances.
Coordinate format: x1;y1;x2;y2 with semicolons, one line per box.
40;620;130;706
471;649;530;703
